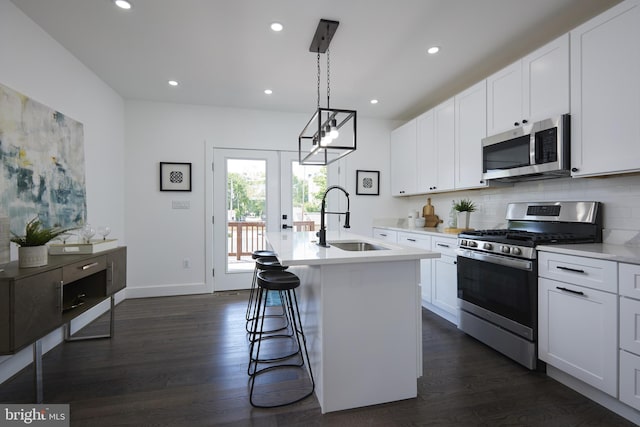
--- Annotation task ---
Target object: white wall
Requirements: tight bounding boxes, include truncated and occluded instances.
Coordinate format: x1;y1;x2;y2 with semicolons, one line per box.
124;100;403;297
0;0;126;384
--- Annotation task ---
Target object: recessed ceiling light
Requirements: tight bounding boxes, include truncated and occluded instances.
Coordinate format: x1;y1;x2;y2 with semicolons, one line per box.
168;80;179;87
264;89;273;95
427;46;440;55
114;0;132;10
270;22;283;32
370;99;379;104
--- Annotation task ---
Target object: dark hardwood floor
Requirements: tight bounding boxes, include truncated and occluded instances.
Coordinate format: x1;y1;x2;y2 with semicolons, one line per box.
0;292;635;426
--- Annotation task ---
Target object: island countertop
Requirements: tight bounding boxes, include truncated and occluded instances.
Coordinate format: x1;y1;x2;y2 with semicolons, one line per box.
265;230;440;266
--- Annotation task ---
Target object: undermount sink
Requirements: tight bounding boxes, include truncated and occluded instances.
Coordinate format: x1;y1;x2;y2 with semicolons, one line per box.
328;241;390;251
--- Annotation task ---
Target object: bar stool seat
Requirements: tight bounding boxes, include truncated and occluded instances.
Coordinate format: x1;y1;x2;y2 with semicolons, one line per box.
248;270;315;408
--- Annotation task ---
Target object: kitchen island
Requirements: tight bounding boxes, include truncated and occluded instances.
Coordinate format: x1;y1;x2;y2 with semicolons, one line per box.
265;230;440;413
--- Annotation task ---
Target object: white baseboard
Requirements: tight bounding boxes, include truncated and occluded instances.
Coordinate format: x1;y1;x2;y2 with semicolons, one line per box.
124;282;211;299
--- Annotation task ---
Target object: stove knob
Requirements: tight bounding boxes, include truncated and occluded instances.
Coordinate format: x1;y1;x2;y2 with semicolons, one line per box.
512;247;522;255
501;246;510;254
460;239;468;246
468;241;477;248
483;243;493;250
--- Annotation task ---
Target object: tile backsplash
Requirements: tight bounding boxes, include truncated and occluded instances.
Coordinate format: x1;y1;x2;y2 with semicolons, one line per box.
401;173;640;246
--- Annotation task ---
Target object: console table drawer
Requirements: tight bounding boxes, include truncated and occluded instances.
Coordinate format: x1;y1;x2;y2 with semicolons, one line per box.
62;255;107;284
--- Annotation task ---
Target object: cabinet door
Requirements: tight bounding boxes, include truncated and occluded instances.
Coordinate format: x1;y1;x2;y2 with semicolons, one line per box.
390;119;417;195
523;34;569;122
455;80;487;190
107;247;127;295
571;0;640;177
14;269;63;351
538;277;618;396
620;349;640;411
487;60;523;135
620;296;640;355
433;98;455;192
398;232;432;303
432;254;458;320
620;262;640;299
416;110;436;192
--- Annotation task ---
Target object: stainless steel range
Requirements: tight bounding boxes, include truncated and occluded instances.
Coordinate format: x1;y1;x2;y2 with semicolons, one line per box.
456;201;602;369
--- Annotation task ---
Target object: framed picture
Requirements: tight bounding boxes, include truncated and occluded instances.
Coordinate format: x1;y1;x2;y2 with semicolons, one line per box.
356;170;380;195
160;162;192;191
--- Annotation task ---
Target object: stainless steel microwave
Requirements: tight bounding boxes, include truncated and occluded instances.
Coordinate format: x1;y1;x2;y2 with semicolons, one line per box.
482;114;570;182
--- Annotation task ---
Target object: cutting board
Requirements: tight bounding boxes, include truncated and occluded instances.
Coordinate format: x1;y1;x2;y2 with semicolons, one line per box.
444;227;474;234
422;198;435;217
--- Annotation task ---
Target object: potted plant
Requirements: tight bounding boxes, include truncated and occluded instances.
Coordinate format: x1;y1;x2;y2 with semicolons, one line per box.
10;217;72;268
454;198;476;229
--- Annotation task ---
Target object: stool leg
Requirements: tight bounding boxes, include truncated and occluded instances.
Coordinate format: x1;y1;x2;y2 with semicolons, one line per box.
249;287;315;408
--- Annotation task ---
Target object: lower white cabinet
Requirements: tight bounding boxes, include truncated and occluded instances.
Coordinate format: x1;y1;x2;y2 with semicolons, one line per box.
398;232;432;303
619;262;640;411
372;228;398;243
538;276;618;397
431;236;458;322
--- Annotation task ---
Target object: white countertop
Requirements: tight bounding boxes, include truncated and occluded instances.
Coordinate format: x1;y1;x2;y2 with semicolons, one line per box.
537;243;640;265
265;230;441;266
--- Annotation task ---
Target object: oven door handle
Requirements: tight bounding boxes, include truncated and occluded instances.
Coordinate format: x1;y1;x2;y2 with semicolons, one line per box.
456;248;533;271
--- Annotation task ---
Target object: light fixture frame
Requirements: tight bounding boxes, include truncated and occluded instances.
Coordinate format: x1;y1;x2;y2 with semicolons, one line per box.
299;107;357;165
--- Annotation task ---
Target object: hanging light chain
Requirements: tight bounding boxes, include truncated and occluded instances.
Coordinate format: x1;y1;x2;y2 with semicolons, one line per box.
316;51;321;109
326;48;331;109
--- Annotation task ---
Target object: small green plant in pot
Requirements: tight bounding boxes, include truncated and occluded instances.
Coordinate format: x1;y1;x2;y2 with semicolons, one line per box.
10;217;72;268
453;198;476;229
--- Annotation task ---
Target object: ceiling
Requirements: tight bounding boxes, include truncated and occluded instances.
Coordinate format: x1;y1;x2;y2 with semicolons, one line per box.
11;0;621;121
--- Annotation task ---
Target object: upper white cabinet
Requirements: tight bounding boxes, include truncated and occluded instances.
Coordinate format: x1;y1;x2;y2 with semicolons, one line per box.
570;0;640;177
487;34;569;135
416;98;455;194
390;119;417;195
455;80;487;190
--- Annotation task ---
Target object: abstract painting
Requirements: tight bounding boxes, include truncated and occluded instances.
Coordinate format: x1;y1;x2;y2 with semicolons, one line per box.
0;82;86;233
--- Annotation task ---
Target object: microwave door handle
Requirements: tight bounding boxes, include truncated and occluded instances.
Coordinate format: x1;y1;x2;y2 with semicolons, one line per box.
530;133;537;165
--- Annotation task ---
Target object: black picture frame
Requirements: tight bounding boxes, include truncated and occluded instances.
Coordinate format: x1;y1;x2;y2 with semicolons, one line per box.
160;162;192;191
356;170;380;195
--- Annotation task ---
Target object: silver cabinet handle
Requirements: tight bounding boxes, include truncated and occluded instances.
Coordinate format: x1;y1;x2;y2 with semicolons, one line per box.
81;262;100;271
436;243;450;248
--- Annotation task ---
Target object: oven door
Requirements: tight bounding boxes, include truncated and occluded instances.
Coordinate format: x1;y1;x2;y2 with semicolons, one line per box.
456;248;537;340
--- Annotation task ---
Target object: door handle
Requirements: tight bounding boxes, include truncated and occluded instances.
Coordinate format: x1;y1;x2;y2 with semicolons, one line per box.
282;224;290;229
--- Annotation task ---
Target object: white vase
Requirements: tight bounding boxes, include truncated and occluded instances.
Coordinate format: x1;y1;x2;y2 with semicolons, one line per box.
18;245;48;268
456;211;470;229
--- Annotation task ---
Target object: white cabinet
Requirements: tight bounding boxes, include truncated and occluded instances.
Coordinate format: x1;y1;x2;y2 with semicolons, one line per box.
454;80;487;190
538;251;618;397
416;98;455;194
570;0;640;177
619;262;640;411
398;232;432;303
431;236;458;323
487;34;569;135
390;119;417;195
372;228;398;243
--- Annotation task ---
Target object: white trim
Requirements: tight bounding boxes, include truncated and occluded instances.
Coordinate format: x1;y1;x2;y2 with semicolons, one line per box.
125;283;208;299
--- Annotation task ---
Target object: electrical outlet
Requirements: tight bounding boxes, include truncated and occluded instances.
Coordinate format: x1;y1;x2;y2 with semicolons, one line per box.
172;200;190;209
183;258;191;268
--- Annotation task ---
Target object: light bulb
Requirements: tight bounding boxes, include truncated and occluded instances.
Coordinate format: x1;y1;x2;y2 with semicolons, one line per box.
329;119;339;139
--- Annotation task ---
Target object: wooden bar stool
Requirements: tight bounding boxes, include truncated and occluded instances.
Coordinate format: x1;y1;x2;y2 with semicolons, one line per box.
248;270;315;408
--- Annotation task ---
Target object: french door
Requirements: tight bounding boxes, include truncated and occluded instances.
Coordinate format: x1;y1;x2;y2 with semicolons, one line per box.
210;149;328;291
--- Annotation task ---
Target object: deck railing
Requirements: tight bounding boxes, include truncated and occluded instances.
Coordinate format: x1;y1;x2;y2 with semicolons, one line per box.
227;220;316;260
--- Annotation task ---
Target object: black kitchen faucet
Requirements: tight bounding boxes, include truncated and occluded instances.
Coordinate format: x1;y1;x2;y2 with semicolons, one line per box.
317;185;350;247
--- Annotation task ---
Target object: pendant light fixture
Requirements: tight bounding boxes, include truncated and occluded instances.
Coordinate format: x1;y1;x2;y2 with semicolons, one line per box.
299;19;357;166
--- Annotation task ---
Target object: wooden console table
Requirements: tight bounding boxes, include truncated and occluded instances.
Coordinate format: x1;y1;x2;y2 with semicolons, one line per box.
0;247;126;402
